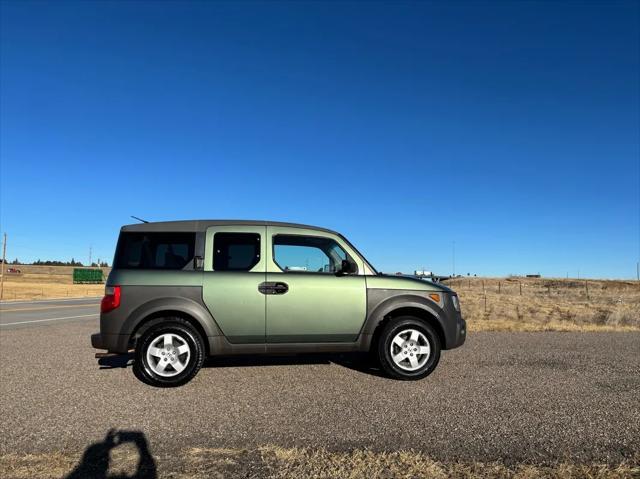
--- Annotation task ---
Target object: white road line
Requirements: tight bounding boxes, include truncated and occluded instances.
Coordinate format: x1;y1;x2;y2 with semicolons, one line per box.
0;313;99;327
0;297;101;305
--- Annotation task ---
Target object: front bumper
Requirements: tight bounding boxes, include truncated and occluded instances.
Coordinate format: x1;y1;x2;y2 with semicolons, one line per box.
441;293;466;349
450;316;466;348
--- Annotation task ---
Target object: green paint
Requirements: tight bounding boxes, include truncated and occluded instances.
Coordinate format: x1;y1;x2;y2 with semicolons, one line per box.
202;225;267;340
265;272;366;342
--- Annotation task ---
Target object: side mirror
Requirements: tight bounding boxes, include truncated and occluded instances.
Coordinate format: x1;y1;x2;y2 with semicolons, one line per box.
338;259;356;275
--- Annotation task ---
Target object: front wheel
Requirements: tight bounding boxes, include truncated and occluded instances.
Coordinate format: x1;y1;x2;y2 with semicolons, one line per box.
377;317;441;380
133;318;205;387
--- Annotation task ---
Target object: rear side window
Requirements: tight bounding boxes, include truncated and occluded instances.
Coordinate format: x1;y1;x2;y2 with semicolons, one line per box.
114;232;195;270
213;233;260;271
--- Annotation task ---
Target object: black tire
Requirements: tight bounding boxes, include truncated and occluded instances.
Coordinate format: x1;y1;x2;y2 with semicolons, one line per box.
133;318;205;387
377;316;441;380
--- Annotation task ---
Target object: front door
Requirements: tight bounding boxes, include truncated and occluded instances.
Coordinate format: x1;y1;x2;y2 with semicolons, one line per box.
202;226;266;343
264;226;367;343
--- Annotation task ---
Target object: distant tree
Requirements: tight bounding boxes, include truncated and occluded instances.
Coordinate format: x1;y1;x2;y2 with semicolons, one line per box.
30;258;86;266
99;261;109;267
11;258;20;264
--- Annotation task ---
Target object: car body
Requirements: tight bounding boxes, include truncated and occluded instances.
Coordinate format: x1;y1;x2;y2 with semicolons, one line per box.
92;220;466;386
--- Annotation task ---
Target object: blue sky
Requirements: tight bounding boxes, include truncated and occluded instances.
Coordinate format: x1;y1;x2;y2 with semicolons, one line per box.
1;1;638;278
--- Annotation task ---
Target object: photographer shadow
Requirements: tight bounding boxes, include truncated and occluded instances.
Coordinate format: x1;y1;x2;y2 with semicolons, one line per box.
66;430;156;479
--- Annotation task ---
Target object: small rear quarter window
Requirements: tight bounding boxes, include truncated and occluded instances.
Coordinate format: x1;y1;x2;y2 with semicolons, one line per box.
213;233;260;271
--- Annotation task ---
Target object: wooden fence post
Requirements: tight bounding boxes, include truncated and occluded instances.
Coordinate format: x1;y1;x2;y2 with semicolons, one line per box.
585;280;589;300
498;282;501;294
519;282;522;296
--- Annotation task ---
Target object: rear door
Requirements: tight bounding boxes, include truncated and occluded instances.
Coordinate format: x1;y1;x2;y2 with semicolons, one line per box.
264;226;367;343
202;225;266;343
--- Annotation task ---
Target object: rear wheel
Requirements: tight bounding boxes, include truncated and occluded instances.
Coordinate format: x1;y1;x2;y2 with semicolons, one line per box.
377;316;440;380
133;318;205;387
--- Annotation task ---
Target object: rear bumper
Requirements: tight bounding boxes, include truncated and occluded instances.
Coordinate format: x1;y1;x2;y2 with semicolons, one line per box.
91;332;131;353
91;333;105;349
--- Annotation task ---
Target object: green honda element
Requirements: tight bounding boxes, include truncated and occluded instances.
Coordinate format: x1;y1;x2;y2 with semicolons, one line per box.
91;220;466;387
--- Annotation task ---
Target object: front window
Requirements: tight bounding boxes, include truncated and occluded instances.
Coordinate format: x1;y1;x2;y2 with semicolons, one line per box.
273;235;356;274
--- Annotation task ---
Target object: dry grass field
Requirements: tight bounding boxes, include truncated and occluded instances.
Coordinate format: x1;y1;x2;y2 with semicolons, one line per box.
448;277;639;332
1;446;638;479
0;264;110;300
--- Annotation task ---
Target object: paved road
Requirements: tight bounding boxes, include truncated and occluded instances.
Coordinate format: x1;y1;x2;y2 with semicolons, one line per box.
0;298;100;327
0;301;638;465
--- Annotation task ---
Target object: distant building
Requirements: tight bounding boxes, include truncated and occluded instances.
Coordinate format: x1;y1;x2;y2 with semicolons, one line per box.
414;270;433;277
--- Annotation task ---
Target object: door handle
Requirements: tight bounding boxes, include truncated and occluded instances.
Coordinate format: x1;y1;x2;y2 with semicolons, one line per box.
272;282;289;294
258;282;289;295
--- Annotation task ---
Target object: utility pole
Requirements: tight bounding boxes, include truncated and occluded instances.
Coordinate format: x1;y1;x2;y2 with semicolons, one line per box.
452;241;456;277
0;233;6;301
89;245;92;267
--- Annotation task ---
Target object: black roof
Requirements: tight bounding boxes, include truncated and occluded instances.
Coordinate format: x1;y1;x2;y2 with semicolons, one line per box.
121;220;340;235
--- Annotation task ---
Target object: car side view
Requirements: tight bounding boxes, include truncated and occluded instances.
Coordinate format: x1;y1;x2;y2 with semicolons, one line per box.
91;220;466;387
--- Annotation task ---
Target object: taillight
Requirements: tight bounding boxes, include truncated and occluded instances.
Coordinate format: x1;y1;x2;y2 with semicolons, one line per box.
101;285;121;313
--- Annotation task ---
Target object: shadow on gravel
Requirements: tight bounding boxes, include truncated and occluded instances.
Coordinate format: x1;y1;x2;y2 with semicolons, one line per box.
99;352;386;377
66;430;156;479
99;355;134;369
206;352;386;377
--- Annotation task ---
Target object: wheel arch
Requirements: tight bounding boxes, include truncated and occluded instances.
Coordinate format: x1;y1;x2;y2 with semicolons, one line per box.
124;297;221;354
372;307;446;350
131;310;211;355
362;294;448;351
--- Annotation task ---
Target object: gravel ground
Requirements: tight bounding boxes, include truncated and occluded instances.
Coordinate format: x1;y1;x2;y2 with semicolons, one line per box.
0;319;638;466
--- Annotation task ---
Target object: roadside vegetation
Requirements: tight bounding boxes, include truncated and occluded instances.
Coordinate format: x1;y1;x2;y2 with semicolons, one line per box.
1;446;638;478
449;277;640;332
